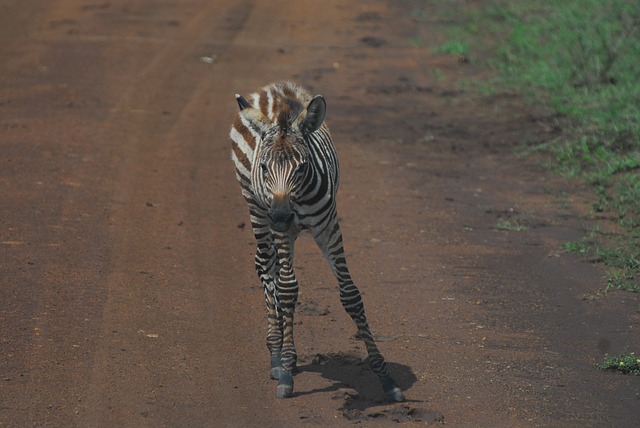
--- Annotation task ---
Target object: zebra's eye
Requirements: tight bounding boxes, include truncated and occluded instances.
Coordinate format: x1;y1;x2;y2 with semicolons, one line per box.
260;163;268;175
296;162;309;174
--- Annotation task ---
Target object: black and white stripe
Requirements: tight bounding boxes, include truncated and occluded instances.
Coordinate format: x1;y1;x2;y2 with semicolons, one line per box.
229;81;403;402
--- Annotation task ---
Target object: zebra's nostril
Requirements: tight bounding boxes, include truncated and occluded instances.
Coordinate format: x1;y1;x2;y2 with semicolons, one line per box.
267;210;294;226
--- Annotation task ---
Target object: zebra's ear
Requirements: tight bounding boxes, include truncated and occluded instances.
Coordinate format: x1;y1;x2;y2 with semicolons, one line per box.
298;95;326;133
235;94;251;111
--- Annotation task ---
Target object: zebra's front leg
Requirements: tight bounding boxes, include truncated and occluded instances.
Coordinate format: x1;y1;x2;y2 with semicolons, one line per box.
273;233;299;398
254;241;284;380
264;280;284;381
314;224;405;402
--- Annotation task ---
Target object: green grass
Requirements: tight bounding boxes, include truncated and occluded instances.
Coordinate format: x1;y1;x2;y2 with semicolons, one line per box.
564;240;590;255
597;353;640;376
436;40;468;56
495;219;528;232
434;0;640;292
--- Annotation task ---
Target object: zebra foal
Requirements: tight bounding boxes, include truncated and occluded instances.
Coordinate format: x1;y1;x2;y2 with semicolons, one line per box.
229;81;404;402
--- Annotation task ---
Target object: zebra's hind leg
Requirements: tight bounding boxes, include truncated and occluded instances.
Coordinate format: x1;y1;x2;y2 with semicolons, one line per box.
339;283;404;402
314;223;405;402
355;323;404;402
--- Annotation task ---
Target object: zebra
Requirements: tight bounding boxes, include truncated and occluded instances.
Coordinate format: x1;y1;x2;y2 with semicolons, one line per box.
229;81;404;402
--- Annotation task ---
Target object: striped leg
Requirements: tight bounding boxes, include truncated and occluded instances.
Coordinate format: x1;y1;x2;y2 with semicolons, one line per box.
254;237;283;380
313;221;404;402
249;206;289;383
272;231;299;398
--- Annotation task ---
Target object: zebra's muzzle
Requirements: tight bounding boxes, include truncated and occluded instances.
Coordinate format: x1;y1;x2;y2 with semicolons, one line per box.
267;208;295;232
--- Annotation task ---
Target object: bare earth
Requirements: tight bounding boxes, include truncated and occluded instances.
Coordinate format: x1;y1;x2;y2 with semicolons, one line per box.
1;1;639;426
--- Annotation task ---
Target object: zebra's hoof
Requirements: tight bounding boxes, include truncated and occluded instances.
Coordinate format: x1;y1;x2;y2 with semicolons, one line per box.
276;372;294;398
384;386;405;403
382;378;405;402
270;366;283;380
276;383;293;398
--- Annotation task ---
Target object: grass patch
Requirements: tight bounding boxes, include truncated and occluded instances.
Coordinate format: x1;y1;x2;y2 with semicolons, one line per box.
435;0;640;292
597;353;640;376
564;240;590;255
495;219;528;232
436;40;469;56
564;225;640;292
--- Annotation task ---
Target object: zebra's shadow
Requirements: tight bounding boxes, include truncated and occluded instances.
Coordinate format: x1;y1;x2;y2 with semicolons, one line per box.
295;351;418;404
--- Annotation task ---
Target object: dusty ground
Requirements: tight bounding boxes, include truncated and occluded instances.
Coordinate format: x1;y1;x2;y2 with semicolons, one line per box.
1;0;639;426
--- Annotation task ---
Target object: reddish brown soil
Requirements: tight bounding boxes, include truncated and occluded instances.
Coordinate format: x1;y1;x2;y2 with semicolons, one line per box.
1;1;639;426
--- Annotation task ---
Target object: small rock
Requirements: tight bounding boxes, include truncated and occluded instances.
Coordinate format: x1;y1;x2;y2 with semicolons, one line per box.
331;388;359;400
361;36;386;48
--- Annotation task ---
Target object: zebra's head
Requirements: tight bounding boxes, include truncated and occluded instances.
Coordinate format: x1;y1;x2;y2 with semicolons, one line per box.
236;93;327;232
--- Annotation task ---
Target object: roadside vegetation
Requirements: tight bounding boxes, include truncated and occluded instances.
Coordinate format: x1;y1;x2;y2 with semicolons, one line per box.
433;0;640;293
597;353;640;376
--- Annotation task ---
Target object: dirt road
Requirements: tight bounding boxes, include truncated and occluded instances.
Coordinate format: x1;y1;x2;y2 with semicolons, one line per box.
1;0;639;426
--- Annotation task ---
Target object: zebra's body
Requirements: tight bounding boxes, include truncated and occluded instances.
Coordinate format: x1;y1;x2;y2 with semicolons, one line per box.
229;81;403;401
